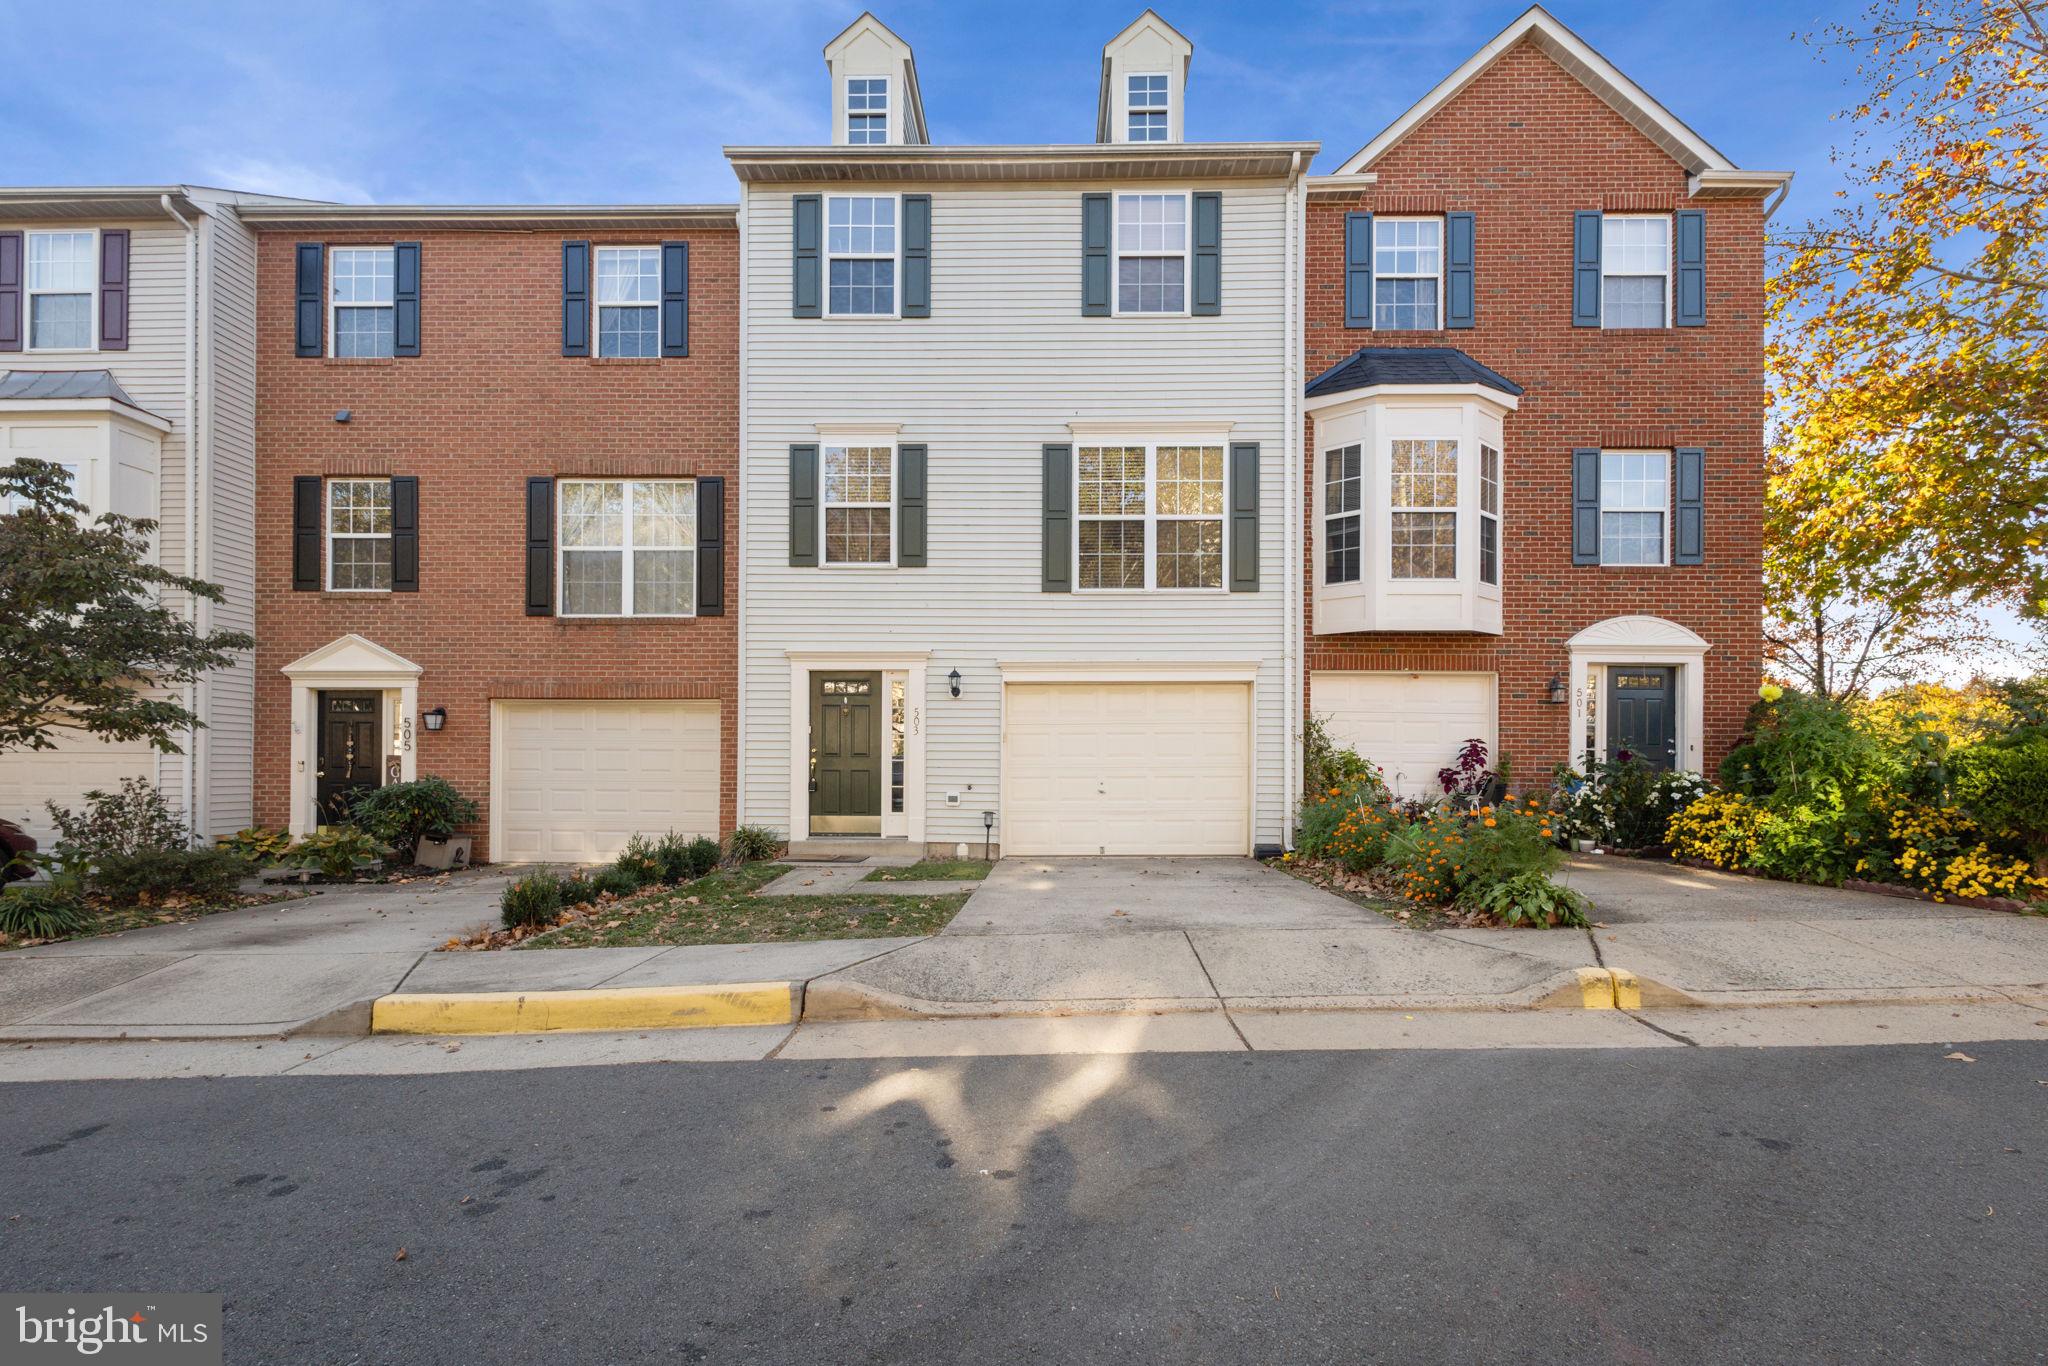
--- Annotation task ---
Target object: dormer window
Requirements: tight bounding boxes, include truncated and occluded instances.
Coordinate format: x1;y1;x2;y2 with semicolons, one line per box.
847;76;889;145
1126;74;1168;141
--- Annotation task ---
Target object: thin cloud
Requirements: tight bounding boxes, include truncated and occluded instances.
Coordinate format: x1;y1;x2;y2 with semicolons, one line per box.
200;157;372;204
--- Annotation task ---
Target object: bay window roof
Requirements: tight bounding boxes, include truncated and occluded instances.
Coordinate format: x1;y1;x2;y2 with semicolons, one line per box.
1305;346;1522;401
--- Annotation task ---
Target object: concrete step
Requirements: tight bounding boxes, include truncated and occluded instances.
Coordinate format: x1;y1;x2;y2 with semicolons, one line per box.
786;837;919;863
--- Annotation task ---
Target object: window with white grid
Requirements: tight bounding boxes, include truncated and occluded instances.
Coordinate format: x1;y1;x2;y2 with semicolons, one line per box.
1601;215;1671;329
1127;73;1168;141
558;479;696;616
847;76;889;144
1114;193;1187;314
1479;443;1500;586
826;196;897;316
26;231;95;350
1323;444;1362;585
1373;218;1441;330
1600;451;1668;565
327;479;393;591
1389;439;1458;580
330;247;395;358
823;445;894;565
1076;443;1224;591
595;247;660;357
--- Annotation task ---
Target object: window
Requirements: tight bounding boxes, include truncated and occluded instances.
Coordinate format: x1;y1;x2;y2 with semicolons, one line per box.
329;247;395;358
1479;443;1500;586
1600;451;1668;565
1114;194;1187;314
26;231;95;350
1389;439;1458;580
847;77;889;144
326;479;393;591
890;677;905;814
822;444;893;565
1;461;78;515
1601;215;1670;328
1373;218;1441;330
1076;442;1224;591
1127;73;1168;141
826;196;897;316
558;479;696;616
595;247;660;357
1322;444;1361;585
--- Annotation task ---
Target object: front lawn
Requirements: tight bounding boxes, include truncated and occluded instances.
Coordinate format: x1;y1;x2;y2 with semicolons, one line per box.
862;858;993;882
525;863;969;949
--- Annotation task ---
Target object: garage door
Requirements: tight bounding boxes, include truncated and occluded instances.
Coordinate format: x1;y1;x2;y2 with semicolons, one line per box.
1312;672;1496;802
1003;682;1250;856
493;701;719;863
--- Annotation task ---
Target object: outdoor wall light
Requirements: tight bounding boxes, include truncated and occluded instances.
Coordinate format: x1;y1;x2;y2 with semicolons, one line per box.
422;706;447;732
948;669;962;698
334;409;351;423
1544;674;1568;706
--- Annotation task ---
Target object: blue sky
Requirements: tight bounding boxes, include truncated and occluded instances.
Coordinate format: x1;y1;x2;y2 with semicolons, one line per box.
2;0;1860;217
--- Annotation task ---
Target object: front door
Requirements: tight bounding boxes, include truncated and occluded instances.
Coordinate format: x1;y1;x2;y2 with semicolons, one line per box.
810;673;882;834
1606;667;1677;771
317;691;383;824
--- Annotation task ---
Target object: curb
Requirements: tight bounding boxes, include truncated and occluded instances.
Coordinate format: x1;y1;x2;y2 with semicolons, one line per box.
369;981;798;1036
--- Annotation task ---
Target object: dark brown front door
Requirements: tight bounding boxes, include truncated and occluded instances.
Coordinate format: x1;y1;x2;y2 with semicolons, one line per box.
317;691;382;824
810;673;881;834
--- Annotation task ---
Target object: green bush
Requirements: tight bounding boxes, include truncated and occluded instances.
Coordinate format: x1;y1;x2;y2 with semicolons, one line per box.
348;777;479;864
557;873;596;908
1666;790;1863;885
0;884;93;939
1303;716;1381;798
43;777;189;881
1719;689;1897;808
612;834;662;889
215;826;294;866
501;872;563;928
654;832;722;884
1297;776;1393;858
1951;730;2048;873
1383;803;1559;904
589;865;642;899
92;847;248;905
728;826;782;864
1553;756;1708;849
1460;871;1591;928
285;826;389;880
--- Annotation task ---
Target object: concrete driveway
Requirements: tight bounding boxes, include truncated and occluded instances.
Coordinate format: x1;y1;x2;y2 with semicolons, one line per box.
946;857;1378;935
1557;855;1999;924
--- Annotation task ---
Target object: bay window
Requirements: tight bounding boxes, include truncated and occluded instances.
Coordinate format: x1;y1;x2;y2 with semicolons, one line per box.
1323;443;1362;585
1479;443;1500;586
1389;439;1458;579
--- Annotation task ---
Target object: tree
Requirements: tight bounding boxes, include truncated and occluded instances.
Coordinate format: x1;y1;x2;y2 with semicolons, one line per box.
0;459;253;754
1770;0;2048;618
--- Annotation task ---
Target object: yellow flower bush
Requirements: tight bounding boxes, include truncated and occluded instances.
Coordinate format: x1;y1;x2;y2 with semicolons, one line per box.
1863;795;2047;903
1666;792;1769;870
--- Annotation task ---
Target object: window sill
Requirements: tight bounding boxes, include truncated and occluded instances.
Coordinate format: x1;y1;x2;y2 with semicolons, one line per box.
587;356;666;365
320;357;397;368
547;614;703;623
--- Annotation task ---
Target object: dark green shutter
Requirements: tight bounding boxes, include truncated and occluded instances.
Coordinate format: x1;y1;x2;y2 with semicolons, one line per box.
1191;191;1221;316
561;241;589;356
525;477;554;615
902;195;931;318
789;444;819;566
391;476;419;592
1675;210;1705;327
294;243;323;356
1228;442;1259;592
1572;212;1602;328
1343;212;1372;329
1081;194;1111;317
1571;448;1601;565
661;241;689;356
898;444;927;566
1674;448;1705;564
392;242;420;356
292;475;321;590
1444;212;1475;329
1042;444;1072;591
792;195;822;318
696;476;725;614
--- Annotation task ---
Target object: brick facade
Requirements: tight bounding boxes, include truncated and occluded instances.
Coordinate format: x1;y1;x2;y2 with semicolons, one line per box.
1303;40;1766;779
252;226;739;857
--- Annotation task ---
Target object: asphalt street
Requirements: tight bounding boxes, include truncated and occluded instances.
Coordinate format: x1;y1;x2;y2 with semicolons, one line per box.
1;1042;2043;1364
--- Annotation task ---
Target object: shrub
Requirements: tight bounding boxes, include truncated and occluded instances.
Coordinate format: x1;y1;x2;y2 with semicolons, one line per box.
348;777;479;864
1667;791;1861;885
1858;795;2047;902
1667;792;1770;870
1303;716;1380;797
1383;801;1558;905
557;873;597;908
285;826;389;880
1460;871;1591;928
1951;730;2048;874
589;865;642;900
0;884;93;939
1553;757;1708;849
1437;738;1502;807
728;826;782;864
501;872;563;928
215;826;294;866
92;847;248;905
612;834;662;889
1296;776;1395;863
44;777;189;877
654;832;722;884
1719;689;1898;809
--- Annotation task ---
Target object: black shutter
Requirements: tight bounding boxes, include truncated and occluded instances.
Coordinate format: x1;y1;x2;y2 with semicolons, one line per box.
1228;442;1259;592
294;243;324;357
292;475;322;590
1042;444;1072;592
1674;448;1705;564
792;195;822;319
1081;193;1110;317
1675;210;1706;327
1572;212;1602;328
392;242;420;357
525;477;554;615
902;194;931;318
1444;212;1475;329
662;240;689;356
1191;191;1221;316
99;229;130;351
696;476;725;614
561;241;590;356
390;476;419;591
1344;211;1373;329
0;231;20;353
1572;448;1601;565
898;444;927;566
789;444;819;566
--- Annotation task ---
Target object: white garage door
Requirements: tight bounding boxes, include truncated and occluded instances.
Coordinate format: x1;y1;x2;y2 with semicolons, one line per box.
1312;672;1496;802
493;701;719;864
1003;682;1250;856
0;735;154;851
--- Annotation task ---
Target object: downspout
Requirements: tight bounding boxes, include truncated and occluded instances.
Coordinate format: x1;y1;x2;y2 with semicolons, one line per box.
162;194;201;836
734;183;750;834
1283;151;1303;849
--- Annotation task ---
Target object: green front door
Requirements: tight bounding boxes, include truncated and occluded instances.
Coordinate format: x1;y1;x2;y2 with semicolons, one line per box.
810;673;882;834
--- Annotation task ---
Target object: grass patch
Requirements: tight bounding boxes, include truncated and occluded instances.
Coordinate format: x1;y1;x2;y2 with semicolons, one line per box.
0;891;306;951
524;862;969;949
861;858;993;883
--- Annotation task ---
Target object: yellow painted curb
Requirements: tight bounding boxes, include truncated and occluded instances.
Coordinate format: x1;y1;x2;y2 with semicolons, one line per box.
1574;966;1617;1009
371;982;795;1036
1610;968;1643;1011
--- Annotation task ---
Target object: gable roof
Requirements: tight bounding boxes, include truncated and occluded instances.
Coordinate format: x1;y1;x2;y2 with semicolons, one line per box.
823;11;930;145
1304;347;1523;400
1333;5;1734;177
1095;10;1196;142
